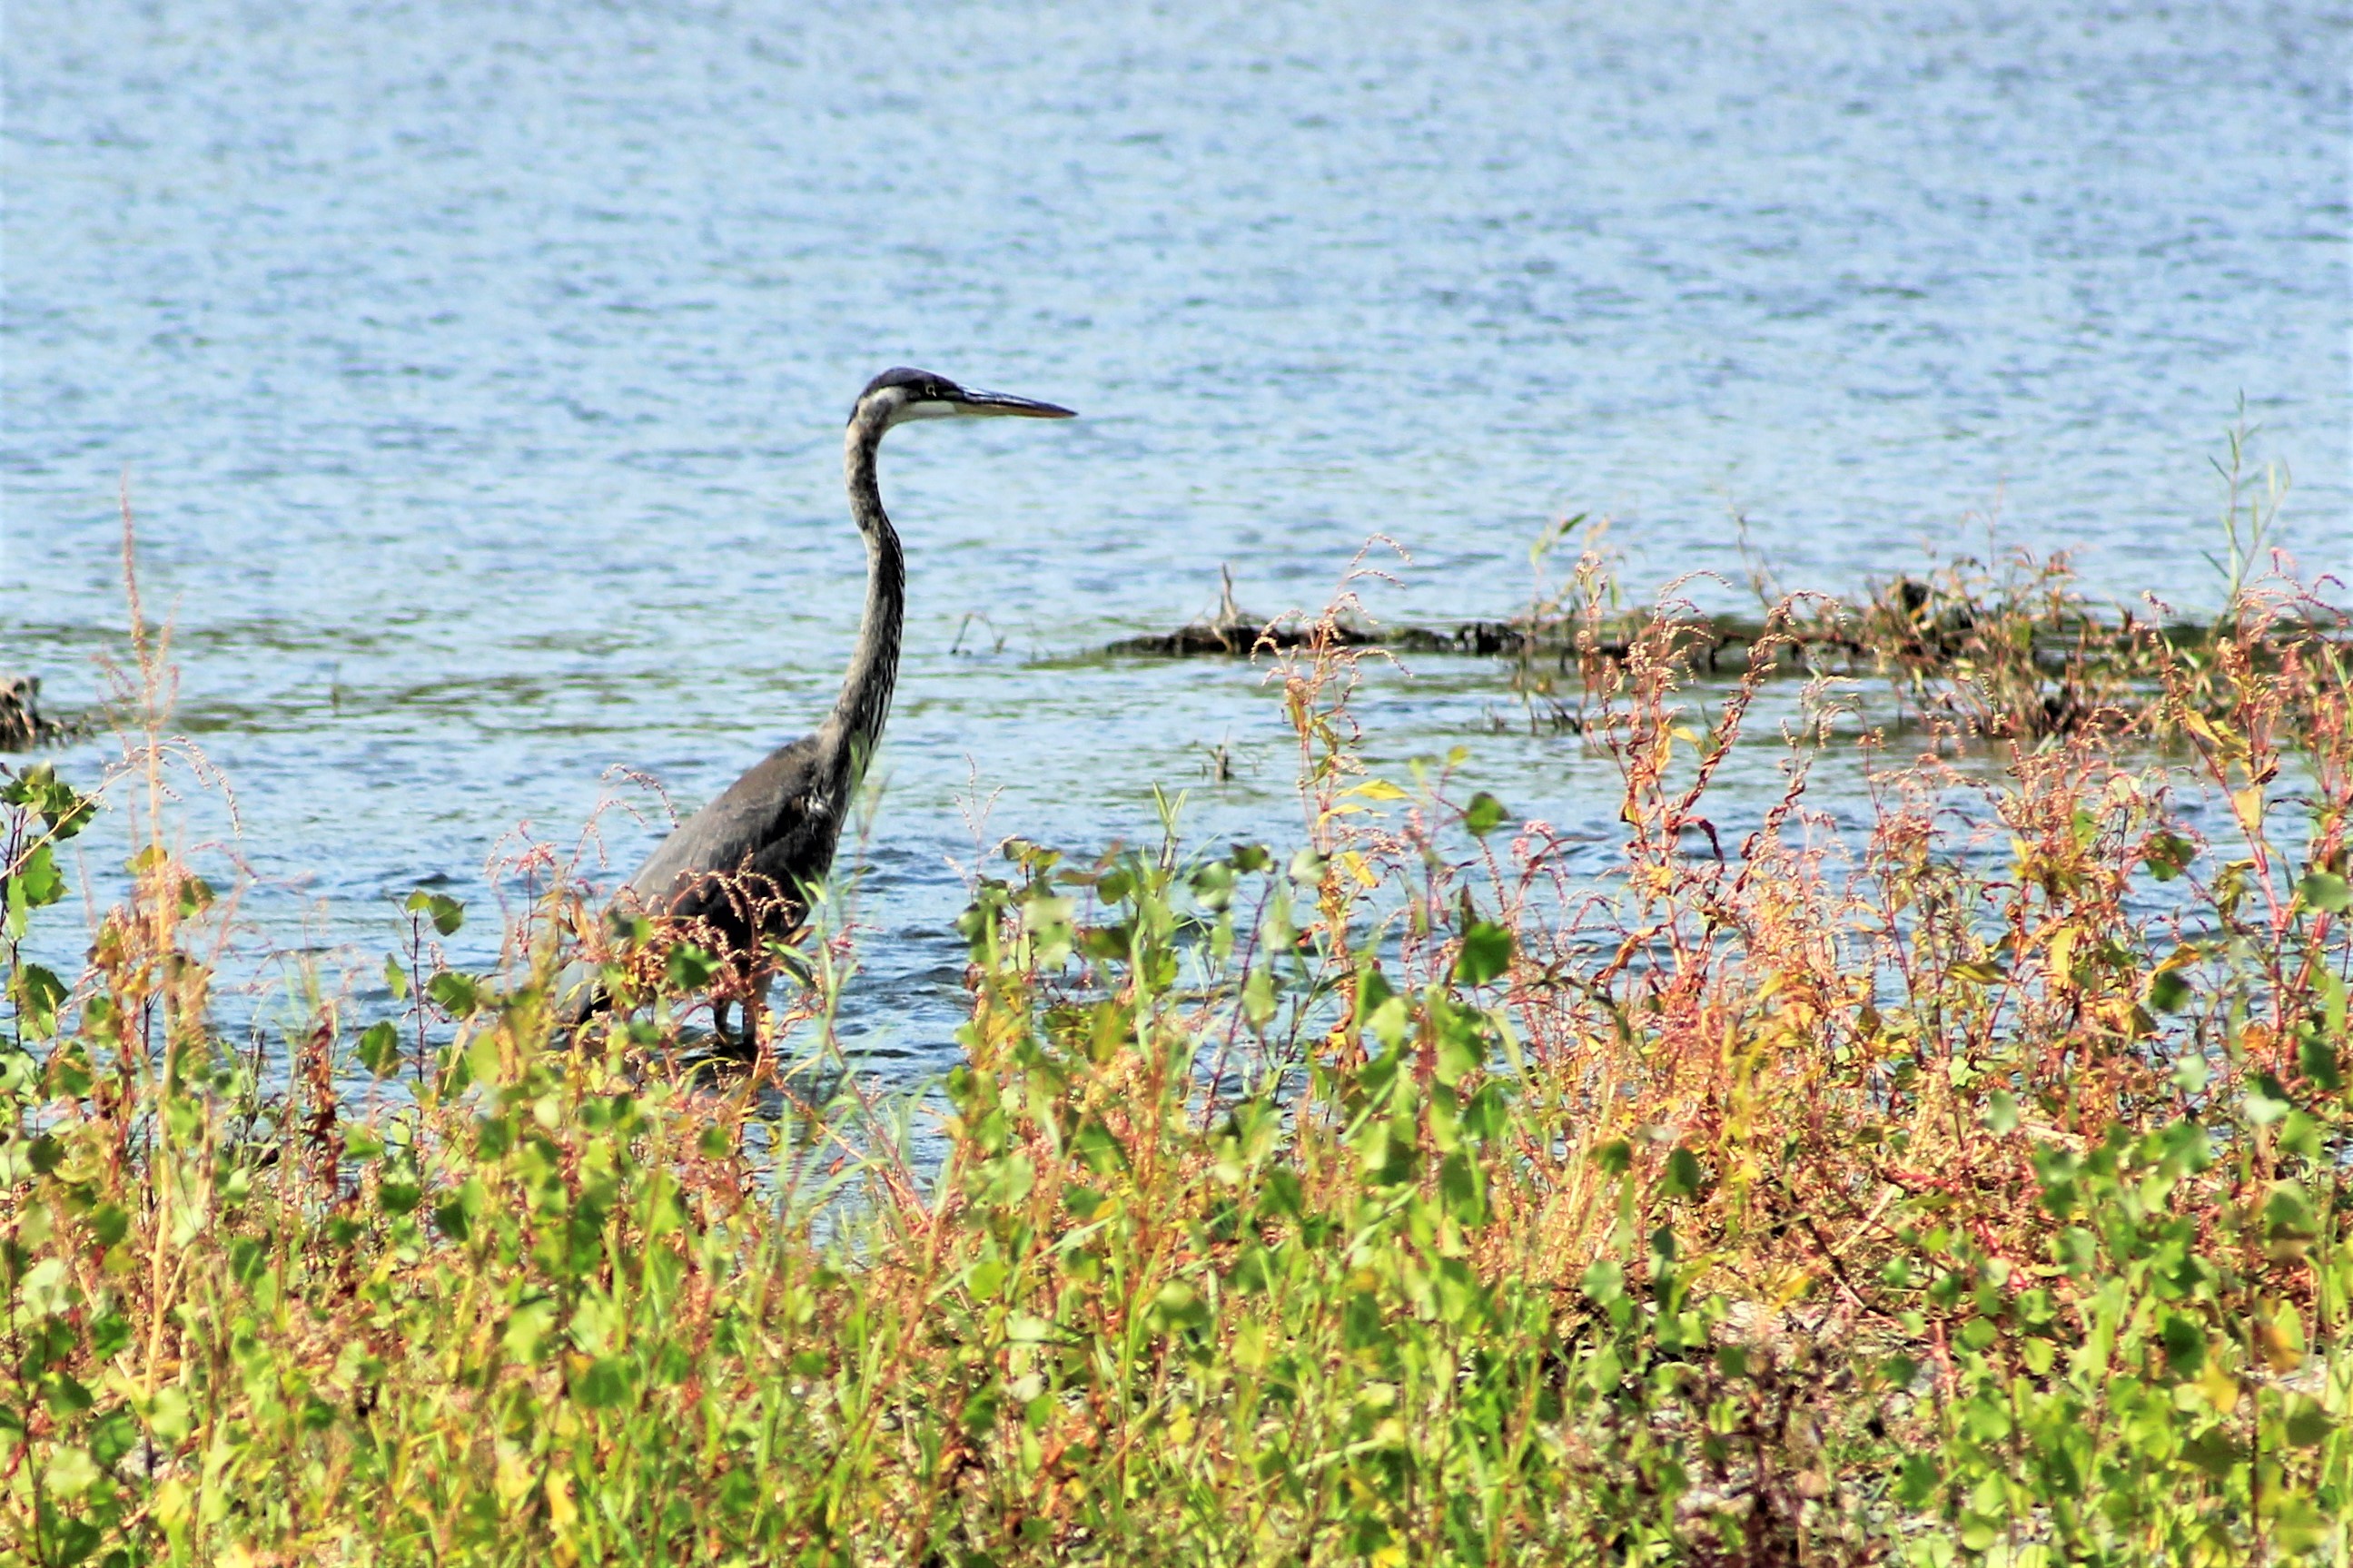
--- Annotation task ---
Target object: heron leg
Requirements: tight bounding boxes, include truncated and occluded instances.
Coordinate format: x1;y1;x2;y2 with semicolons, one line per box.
712;997;734;1052
742;981;767;1060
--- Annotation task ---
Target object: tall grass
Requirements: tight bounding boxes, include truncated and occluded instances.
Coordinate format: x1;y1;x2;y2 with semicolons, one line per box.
4;537;2351;1565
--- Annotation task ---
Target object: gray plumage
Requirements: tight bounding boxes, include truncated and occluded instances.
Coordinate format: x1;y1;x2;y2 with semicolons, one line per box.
559;368;1074;1035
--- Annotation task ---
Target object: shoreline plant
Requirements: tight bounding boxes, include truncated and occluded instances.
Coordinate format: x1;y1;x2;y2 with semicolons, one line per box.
3;525;2350;1564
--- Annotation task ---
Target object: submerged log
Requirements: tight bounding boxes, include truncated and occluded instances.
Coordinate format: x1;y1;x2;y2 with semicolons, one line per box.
1104;606;1873;663
1103;604;2344;673
1104;618;1381;657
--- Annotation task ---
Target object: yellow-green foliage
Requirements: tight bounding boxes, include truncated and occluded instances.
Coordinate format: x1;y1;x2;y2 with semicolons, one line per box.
4;572;2351;1566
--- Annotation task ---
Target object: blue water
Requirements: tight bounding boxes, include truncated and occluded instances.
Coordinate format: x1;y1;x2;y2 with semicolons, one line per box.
5;0;2347;1072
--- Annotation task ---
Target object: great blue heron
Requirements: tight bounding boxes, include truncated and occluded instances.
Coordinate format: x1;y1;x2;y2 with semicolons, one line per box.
560;368;1076;1043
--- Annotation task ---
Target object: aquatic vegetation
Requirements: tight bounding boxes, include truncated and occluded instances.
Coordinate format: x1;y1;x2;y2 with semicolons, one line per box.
4;552;2351;1565
1120;457;2346;757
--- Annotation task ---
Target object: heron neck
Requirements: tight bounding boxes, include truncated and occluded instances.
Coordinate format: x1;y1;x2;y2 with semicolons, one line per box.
833;416;905;777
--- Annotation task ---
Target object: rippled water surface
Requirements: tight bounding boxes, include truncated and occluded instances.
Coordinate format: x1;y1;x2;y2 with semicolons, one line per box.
6;0;2348;1070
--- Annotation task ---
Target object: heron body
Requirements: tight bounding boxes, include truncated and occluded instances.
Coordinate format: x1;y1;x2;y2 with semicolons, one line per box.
568;368;1075;1035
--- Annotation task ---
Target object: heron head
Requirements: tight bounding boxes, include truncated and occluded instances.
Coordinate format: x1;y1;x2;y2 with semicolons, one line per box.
853;367;1077;429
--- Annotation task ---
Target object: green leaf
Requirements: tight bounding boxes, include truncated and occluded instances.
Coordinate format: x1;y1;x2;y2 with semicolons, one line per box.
2149;969;2193;1013
573;1356;634;1409
40;1444;100;1498
1189;863;1235;912
2264;1180;2318;1254
2246;1075;2295;1127
1438;1150;1487;1226
410;892;465;935
425;971;481;1016
665;944;717;991
87;1405;136;1468
4;765;96;839
356;1021;403;1078
1432;1011;1486;1086
2181;1425;2244;1477
2269;1496;2334;1553
1149;1281;1209;1330
1019;891;1075;966
1462;792;1508;838
1261;1167;1302;1220
13;844;63;909
1080;922;1132;962
88;1204;129;1249
500;1297;559;1363
2143;831;2196;882
16;1257;75;1317
2299;1031;2341;1092
8;963;65;1040
1454;922;1513;986
1660;1146;1705;1199
2283;1395;2335;1448
1240;965;1276;1028
144;1386;191;1445
1359;1111;1419;1185
2160;1313;2205;1377
2296;871;2351;913
227;1237;270;1285
1982;1090;2020;1136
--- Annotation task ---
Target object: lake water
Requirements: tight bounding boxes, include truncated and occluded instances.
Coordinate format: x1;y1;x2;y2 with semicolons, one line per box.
5;0;2348;1073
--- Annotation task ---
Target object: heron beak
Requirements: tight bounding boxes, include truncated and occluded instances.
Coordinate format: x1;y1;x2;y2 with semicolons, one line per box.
954;388;1078;419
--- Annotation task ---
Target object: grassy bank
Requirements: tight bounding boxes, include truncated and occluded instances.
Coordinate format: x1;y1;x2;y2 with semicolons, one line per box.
5;548;2351;1565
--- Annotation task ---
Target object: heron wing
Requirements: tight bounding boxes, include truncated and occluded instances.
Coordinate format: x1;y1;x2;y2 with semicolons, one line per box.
622;732;843;917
